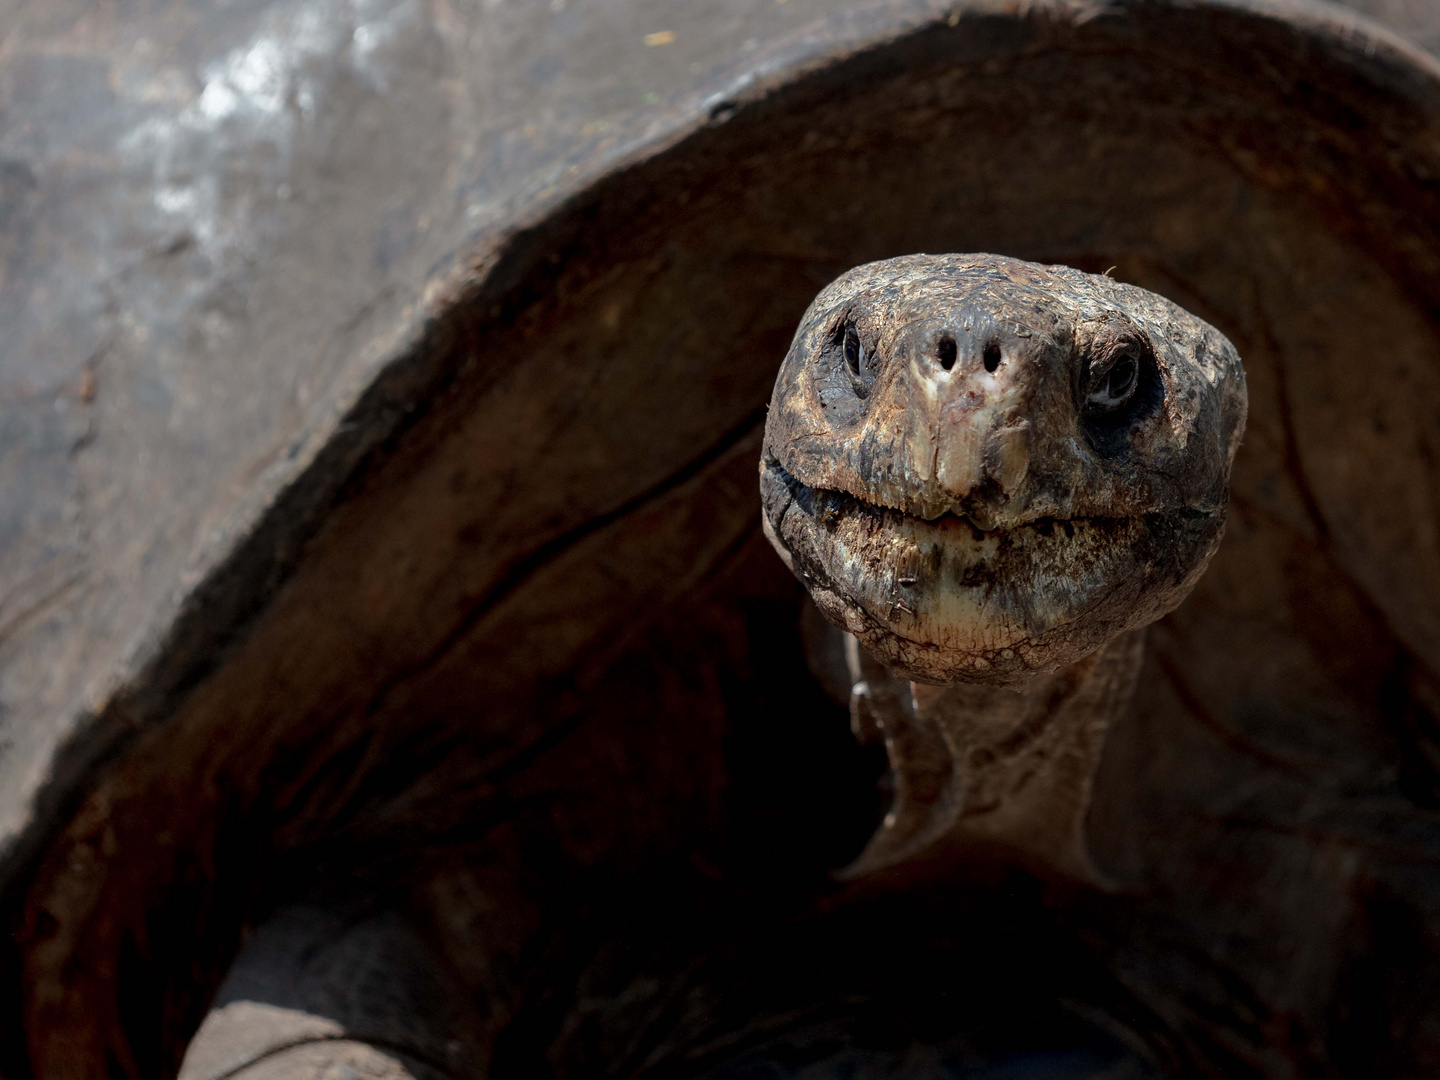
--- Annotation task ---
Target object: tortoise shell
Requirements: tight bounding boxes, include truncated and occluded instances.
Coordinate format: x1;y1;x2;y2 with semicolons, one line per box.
7;1;1440;1076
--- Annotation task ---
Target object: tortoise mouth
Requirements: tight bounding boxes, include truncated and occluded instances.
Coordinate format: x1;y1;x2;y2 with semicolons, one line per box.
762;457;1128;540
761;456;1224;682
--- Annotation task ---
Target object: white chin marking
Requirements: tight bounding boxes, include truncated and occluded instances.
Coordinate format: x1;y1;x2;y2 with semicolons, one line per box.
805;504;1153;666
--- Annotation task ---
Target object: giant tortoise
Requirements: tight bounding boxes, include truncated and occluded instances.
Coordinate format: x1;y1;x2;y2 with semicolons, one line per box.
7;0;1440;1077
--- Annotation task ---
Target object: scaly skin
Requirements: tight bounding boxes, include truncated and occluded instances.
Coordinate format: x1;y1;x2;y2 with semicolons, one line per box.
762;253;1246;685
761;254;1247;876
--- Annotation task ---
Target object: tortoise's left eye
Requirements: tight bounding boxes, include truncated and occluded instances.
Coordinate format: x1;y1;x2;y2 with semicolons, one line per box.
1077;330;1160;453
1087;351;1138;411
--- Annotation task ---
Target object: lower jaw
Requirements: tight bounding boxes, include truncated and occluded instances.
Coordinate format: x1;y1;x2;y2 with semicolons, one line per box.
761;461;1219;685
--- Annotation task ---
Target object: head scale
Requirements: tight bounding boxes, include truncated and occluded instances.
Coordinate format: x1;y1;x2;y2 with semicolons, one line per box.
760;254;1247;686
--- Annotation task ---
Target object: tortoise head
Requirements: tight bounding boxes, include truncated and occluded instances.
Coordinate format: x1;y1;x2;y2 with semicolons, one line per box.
760;254;1247;686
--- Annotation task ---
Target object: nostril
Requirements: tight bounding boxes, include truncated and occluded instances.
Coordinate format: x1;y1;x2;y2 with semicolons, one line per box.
938;336;957;371
983;341;1002;373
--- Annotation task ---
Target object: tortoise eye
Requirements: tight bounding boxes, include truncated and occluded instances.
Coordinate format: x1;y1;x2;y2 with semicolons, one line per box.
1086;352;1139;411
841;326;874;399
843;327;863;375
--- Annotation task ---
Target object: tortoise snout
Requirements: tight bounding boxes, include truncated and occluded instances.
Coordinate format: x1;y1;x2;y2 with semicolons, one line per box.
893;314;1058;505
901;313;1016;387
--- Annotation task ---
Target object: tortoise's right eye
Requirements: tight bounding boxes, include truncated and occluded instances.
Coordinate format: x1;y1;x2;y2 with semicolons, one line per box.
843;327;863;375
842;326;875;399
834;323;874;400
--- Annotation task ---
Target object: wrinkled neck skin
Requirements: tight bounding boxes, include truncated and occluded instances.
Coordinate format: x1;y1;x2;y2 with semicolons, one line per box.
764;254;1245;884
825;620;1143;885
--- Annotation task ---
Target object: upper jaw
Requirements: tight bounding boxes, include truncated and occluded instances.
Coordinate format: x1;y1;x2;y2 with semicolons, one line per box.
762;440;1078;532
761;450;1219;536
765;454;1063;534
